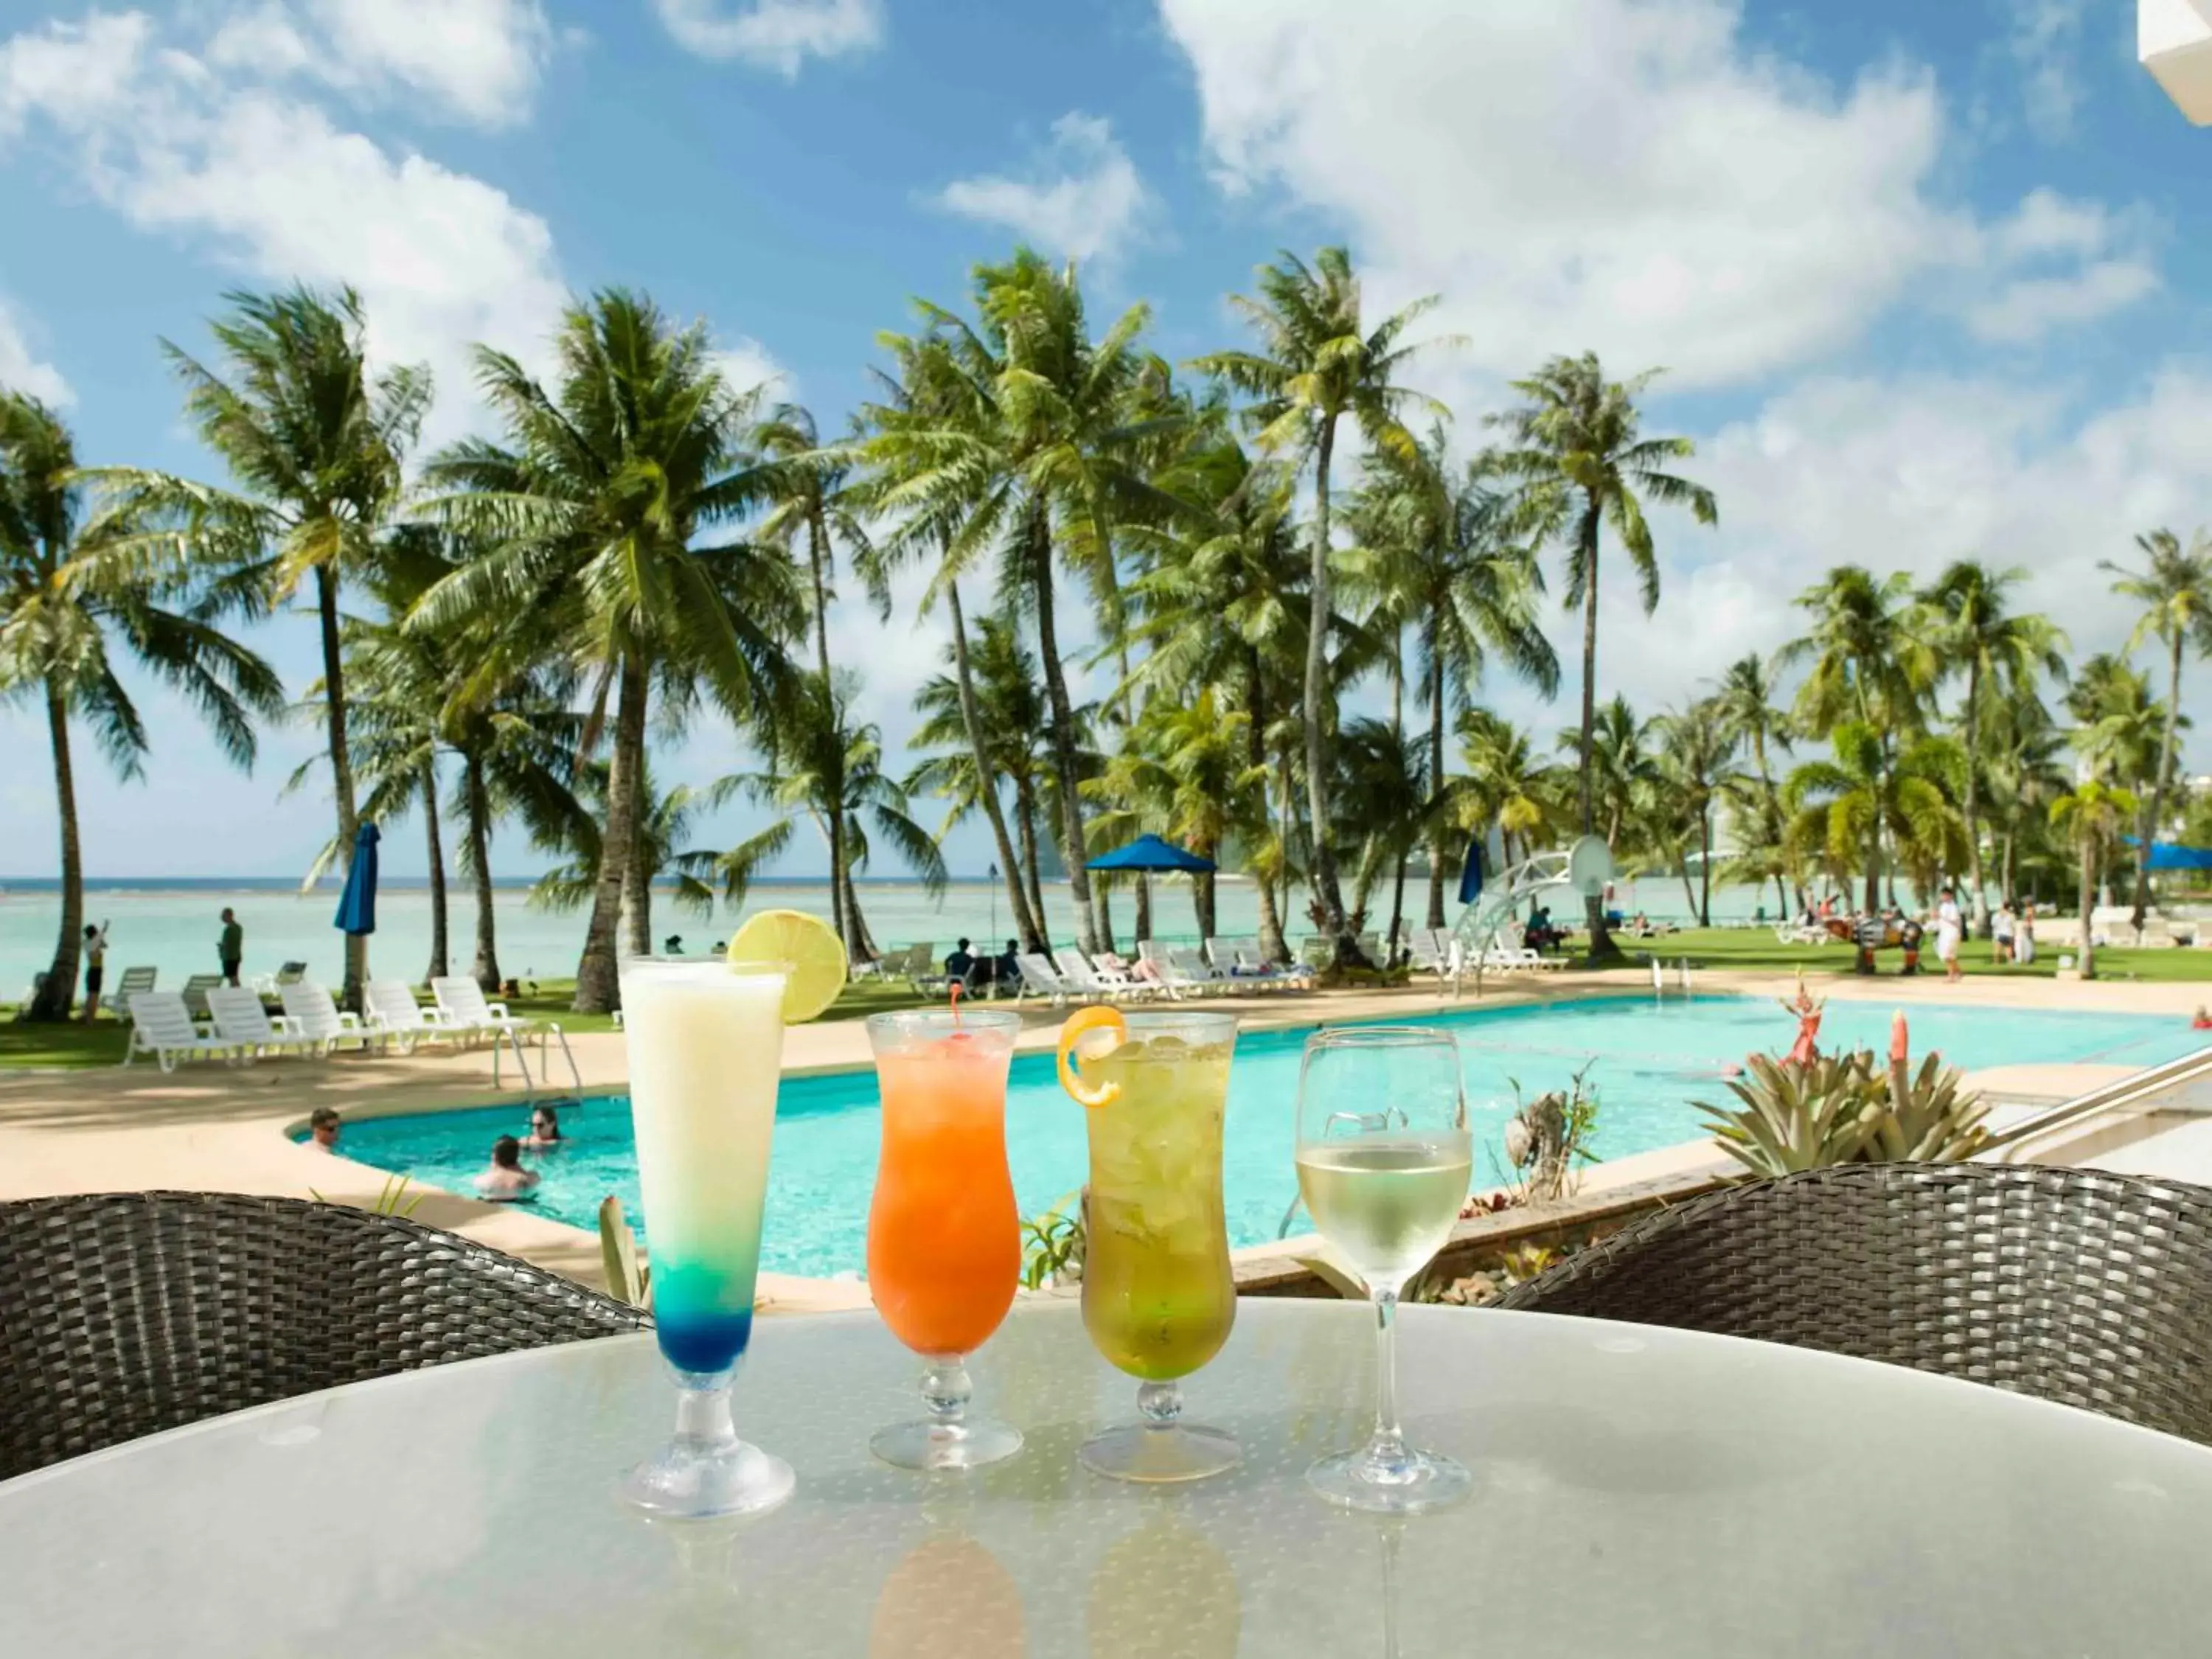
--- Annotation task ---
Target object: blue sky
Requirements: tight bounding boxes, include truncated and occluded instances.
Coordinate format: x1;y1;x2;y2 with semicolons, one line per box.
2;0;2208;882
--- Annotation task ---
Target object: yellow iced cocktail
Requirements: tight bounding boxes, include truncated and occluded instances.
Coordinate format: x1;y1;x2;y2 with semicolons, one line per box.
1057;1006;1241;1482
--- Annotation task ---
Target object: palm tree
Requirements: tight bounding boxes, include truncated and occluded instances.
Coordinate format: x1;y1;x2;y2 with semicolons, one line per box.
1710;654;1795;916
1920;561;2068;934
0;393;282;1021
94;285;428;1009
1784;722;1966;911
1562;694;1661;853
718;674;950;925
2102;529;2212;927
530;762;724;942
1652;698;1740;927
1088;689;1266;941
1121;433;1311;962
1191;246;1451;967
1336;714;1430;957
850;329;1043;953
1983;685;2070;905
1344;430;1559;928
1441;710;1559;873
418;290;801;1012
755;402;874;959
1491;352;1717;961
2051;781;2138;980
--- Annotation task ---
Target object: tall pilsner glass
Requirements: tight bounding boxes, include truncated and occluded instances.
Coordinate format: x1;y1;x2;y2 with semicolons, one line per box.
617;957;796;1518
866;1007;1024;1470
1074;1010;1241;1482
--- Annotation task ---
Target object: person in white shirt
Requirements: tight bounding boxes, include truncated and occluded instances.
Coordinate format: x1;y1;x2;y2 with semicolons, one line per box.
1935;886;1964;983
1992;902;2017;966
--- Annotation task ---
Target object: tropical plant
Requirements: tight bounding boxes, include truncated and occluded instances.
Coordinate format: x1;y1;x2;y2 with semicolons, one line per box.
2103;529;2212;927
1983;684;2071;905
417;289;801;1011
1441;710;1558;872
1020;1189;1087;1289
1559;693;1660;855
1652;698;1740;927
1784;721;1966;909
1787;565;1936;738
1192;246;1451;967
529;762;726;947
93;285;426;1009
1920;561;2067;933
1711;654;1797;916
1334;714;1430;960
1501;1062;1601;1203
1697;1043;1989;1178
1491;352;1717;958
717;673;949;947
2051;781;2139;980
1087;689;1265;941
0;392;282;1021
754;401;874;961
1343;429;1559;928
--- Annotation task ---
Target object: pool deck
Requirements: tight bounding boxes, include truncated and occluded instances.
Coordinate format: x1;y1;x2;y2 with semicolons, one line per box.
3;965;2204;1307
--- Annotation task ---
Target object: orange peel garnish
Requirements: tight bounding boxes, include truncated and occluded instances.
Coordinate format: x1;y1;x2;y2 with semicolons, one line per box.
1056;1006;1127;1108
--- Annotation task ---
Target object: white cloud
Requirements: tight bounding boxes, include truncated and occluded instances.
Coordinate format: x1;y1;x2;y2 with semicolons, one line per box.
2008;0;2089;141
204;0;553;128
934;113;1155;265
1158;0;2154;389
651;0;883;74
710;336;790;400
0;296;72;406
0;9;569;447
0;10;151;138
1966;260;2160;344
1957;189;2160;344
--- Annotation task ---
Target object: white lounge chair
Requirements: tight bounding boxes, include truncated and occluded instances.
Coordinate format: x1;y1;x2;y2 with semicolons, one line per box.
432;975;580;1089
1015;953;1075;1006
179;973;223;1020
1407;931;1447;975
364;979;455;1054
1054;947;1147;1002
206;985;326;1063
114;965;158;1004
896;943;947;995
1163;947;1232;998
278;981;377;1055
122;991;234;1072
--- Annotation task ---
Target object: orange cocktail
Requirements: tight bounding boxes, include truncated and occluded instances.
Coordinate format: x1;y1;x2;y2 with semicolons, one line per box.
864;1007;1023;1470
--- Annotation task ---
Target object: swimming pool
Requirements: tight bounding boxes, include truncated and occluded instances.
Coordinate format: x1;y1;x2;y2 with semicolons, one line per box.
335;994;2200;1278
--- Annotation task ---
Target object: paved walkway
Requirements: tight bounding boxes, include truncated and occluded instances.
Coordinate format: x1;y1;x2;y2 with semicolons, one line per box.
3;966;2200;1301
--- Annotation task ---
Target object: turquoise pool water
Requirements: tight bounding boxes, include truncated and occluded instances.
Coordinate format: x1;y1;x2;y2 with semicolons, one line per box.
335;994;2202;1278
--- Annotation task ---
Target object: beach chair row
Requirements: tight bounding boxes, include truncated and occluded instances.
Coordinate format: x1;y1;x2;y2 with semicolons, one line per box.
121;977;564;1077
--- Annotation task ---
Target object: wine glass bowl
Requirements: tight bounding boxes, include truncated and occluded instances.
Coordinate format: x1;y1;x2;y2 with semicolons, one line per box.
1294;1025;1473;1514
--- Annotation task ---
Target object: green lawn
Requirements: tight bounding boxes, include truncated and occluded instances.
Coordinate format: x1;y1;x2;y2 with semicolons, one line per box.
1621;926;2212;984
0;974;947;1071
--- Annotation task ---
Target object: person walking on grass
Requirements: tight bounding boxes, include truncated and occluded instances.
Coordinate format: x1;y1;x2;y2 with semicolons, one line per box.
80;919;111;1023
218;908;243;987
1935;886;1964;984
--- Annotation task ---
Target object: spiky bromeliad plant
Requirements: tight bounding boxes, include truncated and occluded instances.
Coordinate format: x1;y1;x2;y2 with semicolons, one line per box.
1696;1026;1990;1179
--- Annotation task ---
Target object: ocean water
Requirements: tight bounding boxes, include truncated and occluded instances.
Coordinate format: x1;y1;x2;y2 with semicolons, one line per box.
0;872;1781;997
336;993;2204;1278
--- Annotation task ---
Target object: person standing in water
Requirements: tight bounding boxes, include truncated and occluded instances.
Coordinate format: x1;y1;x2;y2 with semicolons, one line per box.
80;919;111;1023
218;908;244;987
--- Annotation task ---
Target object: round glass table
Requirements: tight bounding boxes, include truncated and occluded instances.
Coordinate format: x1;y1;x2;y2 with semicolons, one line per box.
3;1299;2208;1656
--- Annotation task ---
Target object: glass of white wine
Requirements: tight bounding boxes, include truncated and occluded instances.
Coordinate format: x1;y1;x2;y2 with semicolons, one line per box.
1295;1025;1474;1514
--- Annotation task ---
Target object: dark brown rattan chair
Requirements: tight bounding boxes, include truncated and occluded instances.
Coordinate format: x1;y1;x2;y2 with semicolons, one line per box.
1493;1162;2212;1446
0;1191;647;1479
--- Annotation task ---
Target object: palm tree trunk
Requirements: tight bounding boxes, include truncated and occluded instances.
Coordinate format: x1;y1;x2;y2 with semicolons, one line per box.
1698;808;1714;927
1573;503;1618;962
574;655;645;1012
422;768;449;982
2134;633;2185;930
1387;842;1410;968
1015;783;1049;943
2080;841;2098;981
1095;883;1118;956
316;567;367;1010
1134;875;1152;948
464;749;501;993
807;510;858;959
843;865;878;963
1277;746;1298;931
28;681;83;1022
1029;506;1099;954
1961;663;1991;936
947;580;1042;951
622;801;653;961
1248;653;1288;964
1194;868;1217;941
1304;418;1355;965
1677;852;1698;919
1426;661;1450;931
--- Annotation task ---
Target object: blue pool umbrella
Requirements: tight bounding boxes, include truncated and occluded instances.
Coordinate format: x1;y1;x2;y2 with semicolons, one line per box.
2123;836;2212;872
1086;832;1217;874
334;822;380;936
1457;835;1485;905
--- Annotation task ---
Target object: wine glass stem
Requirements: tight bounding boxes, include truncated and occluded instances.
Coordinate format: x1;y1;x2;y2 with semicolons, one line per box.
672;1369;739;1457
919;1355;972;1432
1367;1287;1408;1475
1137;1377;1183;1429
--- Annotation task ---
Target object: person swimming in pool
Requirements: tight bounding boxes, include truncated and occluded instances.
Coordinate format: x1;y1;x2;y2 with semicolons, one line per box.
473;1135;541;1201
521;1103;565;1152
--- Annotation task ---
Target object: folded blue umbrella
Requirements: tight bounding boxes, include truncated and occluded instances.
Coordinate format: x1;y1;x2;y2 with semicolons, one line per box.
1457;835;1484;905
334;822;380;936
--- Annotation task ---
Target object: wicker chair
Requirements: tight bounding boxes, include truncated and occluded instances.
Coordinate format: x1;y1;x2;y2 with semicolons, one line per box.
1;1192;647;1479
1494;1162;2212;1447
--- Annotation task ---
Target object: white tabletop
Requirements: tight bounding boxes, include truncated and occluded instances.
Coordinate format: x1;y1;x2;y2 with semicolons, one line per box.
3;1299;2208;1658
